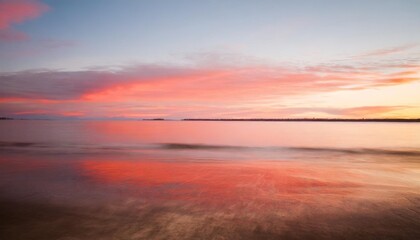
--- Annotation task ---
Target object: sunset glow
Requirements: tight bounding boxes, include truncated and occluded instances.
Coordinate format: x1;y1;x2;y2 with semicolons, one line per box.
0;0;419;119
2;2;420;239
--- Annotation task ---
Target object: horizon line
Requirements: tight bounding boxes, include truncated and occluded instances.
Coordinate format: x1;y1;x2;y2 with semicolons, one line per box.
181;118;420;122
2;117;420;122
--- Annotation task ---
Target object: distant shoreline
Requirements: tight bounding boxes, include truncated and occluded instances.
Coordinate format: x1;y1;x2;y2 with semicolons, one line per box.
1;117;420;122
182;118;420;122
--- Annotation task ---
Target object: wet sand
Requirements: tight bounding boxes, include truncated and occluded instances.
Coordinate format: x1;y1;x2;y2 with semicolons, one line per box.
1;154;420;239
1;191;419;240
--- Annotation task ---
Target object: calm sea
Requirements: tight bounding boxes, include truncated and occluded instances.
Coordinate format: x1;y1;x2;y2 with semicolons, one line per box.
1;120;419;239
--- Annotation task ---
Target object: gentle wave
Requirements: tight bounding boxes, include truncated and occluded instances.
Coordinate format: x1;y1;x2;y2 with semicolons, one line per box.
160;143;420;156
1;141;420;157
160;143;246;150
287;147;420;156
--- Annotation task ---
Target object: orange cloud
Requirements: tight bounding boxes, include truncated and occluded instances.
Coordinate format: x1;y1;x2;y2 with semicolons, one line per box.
0;0;49;41
332;106;408;117
245;106;412;119
376;77;419;86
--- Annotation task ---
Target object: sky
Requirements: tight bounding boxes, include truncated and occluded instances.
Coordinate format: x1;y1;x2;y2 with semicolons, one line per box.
0;0;419;119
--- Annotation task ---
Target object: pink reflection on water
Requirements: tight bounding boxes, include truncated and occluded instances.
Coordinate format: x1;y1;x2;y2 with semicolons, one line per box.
81;160;369;209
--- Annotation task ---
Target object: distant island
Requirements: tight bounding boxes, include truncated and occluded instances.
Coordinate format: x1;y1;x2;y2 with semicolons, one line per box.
182;118;420;122
141;118;166;121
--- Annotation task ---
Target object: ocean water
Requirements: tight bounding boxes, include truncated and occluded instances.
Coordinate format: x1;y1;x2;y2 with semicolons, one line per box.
0;120;419;239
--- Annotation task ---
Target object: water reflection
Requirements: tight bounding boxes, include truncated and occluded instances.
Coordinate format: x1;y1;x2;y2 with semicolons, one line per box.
81;160;363;204
0;120;419;239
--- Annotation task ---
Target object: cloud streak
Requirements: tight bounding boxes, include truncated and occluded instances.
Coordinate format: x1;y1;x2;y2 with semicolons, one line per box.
355;44;418;58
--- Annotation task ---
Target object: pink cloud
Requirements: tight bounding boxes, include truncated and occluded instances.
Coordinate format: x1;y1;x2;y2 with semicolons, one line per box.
0;61;418;119
2;62;416;102
0;0;48;41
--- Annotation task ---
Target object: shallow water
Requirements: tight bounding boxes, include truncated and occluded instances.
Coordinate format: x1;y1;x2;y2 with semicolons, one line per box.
0;120;420;239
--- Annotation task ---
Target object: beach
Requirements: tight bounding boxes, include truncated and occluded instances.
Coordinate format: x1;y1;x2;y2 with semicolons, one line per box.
0;120;419;239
